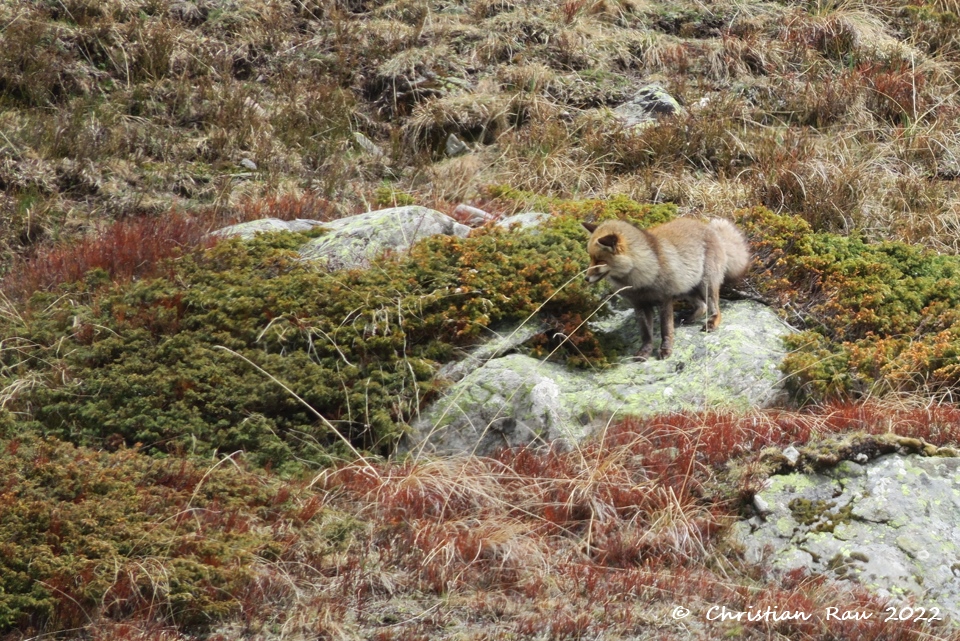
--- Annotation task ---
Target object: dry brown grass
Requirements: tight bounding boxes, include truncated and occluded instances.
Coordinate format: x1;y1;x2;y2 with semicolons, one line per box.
4;0;960;268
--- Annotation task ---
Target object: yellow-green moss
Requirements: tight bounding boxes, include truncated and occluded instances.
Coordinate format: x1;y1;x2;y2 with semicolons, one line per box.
488;186;677;227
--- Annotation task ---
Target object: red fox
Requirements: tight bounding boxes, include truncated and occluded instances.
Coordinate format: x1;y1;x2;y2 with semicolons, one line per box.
582;217;750;360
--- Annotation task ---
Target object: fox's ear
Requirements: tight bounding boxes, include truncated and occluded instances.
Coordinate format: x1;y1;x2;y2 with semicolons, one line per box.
582;222;597;233
597;234;619;251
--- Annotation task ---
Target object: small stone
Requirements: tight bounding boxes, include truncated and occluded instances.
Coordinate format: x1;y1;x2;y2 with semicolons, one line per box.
783;445;800;465
613;84;683;129
445;133;469;157
169;1;206;25
495;211;551;230
753;495;772;516
353;132;385;158
239;158;257;171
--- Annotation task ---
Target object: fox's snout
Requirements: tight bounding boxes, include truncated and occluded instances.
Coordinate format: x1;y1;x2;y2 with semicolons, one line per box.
585;263;608;284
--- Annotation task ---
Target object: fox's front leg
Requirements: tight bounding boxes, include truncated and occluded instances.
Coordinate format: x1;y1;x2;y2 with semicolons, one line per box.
658;299;675;359
634;304;654;361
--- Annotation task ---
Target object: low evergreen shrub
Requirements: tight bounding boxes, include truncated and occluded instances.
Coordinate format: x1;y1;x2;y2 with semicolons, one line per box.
1;204;671;469
742;206;960;400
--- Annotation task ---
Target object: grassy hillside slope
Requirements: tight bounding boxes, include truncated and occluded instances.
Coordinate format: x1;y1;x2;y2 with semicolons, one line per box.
4;0;960;638
4;0;960;261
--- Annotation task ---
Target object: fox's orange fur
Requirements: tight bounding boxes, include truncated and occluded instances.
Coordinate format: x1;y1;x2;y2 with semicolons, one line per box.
582;217;750;360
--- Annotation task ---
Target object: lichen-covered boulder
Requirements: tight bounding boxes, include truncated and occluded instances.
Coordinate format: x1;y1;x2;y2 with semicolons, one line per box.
299;206;470;270
732;452;960;623
407;299;792;456
212;218;326;239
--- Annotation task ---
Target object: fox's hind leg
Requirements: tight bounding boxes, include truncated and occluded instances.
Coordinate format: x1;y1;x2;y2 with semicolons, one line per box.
658;299;675;359
681;287;707;325
704;280;722;331
634;304;655;361
702;230;727;331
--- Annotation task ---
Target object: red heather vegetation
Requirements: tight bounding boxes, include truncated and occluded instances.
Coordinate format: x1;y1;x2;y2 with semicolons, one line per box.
0;193;346;301
308;403;956;640
0;189;515;302
2;213;213;299
0;402;953;638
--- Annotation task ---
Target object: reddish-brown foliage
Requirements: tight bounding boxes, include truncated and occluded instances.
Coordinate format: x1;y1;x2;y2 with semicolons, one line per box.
2;211;214;299
318;404;952;639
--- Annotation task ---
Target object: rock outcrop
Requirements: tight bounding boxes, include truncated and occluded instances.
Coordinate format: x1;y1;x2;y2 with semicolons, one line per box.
212;217;326;239
613;84;683;129
298;206;471;270
213;206;472;270
408;299;793;456
733;451;960;624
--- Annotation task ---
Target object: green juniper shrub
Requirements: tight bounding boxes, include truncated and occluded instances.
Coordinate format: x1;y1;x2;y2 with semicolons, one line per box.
741;206;960;401
0;426;333;633
373;186;417;207
2;207;673;469
486;185;677;227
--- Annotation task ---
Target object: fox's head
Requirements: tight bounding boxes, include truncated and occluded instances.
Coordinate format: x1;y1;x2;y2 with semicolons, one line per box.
582;222;621;284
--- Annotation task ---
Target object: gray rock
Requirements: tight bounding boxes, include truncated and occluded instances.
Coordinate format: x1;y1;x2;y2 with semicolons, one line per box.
239;158;258;171
299;206;470;270
495;211;551;230
453;204;494;226
169;1;206;25
783;445;801;465
408;300;791;456
211;218;326;240
753;494;772;516
613;84;683;129
732;454;960;623
353;132;385;158
446;133;469;157
436;320;547;384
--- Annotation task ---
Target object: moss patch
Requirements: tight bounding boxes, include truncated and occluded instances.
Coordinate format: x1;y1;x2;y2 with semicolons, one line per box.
488;186;677;227
788;498;853;533
0;430;332;633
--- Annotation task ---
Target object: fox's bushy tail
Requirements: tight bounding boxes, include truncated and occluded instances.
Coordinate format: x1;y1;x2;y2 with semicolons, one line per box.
709;219;750;281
